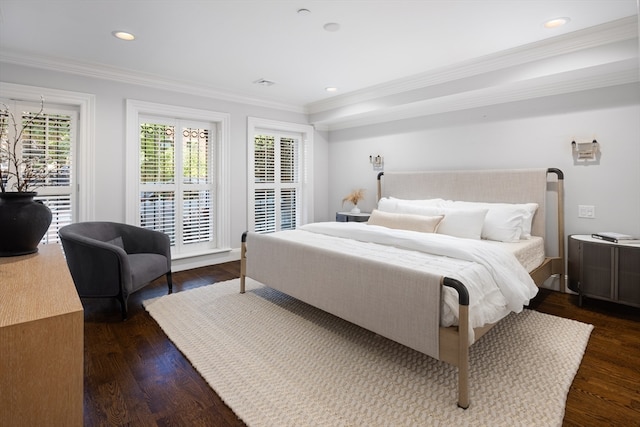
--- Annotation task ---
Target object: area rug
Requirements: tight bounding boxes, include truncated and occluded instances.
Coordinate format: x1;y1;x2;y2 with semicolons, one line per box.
144;278;593;427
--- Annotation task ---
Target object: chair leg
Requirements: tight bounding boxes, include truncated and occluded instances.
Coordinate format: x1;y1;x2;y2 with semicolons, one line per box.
167;271;173;294
118;295;128;321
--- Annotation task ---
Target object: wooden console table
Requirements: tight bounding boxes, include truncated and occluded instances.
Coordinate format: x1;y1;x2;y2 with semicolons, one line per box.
0;244;83;426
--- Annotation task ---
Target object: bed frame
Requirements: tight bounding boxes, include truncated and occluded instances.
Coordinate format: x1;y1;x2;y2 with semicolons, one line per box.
240;168;564;409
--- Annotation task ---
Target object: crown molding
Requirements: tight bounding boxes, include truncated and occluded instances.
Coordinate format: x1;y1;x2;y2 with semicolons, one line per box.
321;59;639;131
305;15;639;116
1;14;636;129
0;50;305;114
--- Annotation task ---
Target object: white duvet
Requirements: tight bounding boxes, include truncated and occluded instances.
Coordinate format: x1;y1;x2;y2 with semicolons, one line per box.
290;222;539;329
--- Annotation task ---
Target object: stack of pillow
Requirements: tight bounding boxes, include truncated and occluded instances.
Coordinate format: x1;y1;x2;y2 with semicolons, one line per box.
369;197;538;242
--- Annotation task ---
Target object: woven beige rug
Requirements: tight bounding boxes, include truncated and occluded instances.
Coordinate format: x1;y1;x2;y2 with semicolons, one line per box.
144;278;593;427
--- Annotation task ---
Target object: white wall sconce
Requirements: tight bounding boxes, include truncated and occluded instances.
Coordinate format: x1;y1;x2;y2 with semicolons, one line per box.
572;139;599;163
369;155;384;171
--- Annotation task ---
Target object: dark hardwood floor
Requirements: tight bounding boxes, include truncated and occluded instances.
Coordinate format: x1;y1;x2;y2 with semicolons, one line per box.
83;262;640;427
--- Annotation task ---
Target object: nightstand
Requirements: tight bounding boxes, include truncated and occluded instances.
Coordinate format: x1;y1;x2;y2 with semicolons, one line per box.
568;234;640;308
336;212;370;222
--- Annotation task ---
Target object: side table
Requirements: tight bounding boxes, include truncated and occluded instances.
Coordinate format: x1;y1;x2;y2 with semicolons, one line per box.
336;212;371;222
568;234;640;308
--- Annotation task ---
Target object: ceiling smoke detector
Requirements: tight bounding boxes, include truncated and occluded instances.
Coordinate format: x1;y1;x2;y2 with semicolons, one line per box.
323;22;341;32
253;78;276;87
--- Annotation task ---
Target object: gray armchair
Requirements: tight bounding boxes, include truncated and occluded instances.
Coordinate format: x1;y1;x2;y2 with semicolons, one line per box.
59;221;172;319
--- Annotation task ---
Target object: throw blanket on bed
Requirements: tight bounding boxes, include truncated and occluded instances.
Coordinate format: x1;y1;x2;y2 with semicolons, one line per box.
300;222;539;326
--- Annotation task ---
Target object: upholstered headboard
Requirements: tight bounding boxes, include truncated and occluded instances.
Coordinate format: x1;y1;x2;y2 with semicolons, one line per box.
377;168;563;243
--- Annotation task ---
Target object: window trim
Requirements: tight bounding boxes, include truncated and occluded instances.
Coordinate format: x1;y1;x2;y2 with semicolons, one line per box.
125;99;231;256
247;117;314;231
0;82;96;222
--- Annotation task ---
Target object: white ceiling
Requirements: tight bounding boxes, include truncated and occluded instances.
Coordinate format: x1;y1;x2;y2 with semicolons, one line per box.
0;0;638;116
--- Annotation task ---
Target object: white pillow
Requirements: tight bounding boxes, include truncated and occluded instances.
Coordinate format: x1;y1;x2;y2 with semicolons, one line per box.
483;207;526;242
377;197;399;213
391;202;488;240
447;201;538;242
436;208;488;240
518;203;538;238
367;210;444;233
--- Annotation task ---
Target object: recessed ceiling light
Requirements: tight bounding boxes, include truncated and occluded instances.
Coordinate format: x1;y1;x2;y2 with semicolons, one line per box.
323;22;341;32
325;87;338;92
297;8;311;15
112;31;136;41
544;17;570;29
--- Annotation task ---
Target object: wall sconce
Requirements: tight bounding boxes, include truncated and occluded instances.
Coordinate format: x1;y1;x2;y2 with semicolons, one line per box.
572;139;599;162
369;155;384;171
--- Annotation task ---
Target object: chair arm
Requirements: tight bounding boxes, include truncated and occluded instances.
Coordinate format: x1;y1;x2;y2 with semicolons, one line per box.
59;233;132;298
117;224;172;270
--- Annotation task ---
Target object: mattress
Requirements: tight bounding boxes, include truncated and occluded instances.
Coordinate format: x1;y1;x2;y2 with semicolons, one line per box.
484;236;545;273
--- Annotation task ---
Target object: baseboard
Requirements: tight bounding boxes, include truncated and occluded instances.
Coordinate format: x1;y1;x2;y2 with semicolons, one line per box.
172;248;241;272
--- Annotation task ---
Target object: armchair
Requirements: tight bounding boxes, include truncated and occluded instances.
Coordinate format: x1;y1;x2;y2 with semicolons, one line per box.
59;221;172;319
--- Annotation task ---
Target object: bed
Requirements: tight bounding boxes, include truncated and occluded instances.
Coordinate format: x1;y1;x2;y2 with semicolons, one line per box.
240;168;565;408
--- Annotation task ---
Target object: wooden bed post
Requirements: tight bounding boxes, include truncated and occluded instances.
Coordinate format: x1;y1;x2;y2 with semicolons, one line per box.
443;277;470;409
457;304;470;409
240;231;247;293
548;168;566;293
377;171;384;201
556;171;566;293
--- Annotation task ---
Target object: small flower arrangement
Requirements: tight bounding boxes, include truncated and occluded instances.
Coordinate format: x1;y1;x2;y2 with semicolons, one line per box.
342;188;365;208
0;98;51;193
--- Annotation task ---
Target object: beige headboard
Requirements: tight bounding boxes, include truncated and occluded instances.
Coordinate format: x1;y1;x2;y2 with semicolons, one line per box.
378;168;563;242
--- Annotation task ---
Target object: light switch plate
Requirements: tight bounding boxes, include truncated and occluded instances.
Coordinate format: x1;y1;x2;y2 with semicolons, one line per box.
578;205;596;218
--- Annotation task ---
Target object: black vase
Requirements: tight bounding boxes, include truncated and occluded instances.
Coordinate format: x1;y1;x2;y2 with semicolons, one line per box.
0;192;53;257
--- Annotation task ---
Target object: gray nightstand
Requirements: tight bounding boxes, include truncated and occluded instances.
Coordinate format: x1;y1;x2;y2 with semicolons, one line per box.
568;234;640;308
336;212;370;222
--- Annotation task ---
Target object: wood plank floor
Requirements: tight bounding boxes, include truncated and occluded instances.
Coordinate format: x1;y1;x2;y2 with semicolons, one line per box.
83;262;640;426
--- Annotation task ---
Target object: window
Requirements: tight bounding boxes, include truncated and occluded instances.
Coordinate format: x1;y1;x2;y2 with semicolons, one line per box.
0;82;96;240
138;118;214;252
248;118;313;233
0;99;77;242
126;100;230;259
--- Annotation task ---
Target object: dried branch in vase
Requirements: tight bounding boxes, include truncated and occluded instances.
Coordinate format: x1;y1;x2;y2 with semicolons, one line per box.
0;97;53;193
342;189;365;207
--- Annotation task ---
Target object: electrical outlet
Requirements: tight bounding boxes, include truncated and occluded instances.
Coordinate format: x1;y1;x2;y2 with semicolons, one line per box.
578;205;596;218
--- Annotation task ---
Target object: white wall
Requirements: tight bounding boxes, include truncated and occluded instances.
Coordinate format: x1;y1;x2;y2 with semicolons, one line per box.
2;61;638;266
0;62;330;266
328;83;640;238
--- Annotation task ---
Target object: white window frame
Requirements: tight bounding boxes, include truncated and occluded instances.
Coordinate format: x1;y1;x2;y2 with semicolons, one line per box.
125;99;231;259
247;117;314;231
0;82;96;224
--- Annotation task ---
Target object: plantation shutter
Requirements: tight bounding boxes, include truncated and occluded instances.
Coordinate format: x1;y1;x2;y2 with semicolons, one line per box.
181;126;213;245
139;118;215;253
0;102;76;243
252;132;300;233
279;136;298;231
139;122;176;243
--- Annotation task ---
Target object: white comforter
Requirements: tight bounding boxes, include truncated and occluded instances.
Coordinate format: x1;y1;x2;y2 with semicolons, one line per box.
295;222;539;329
